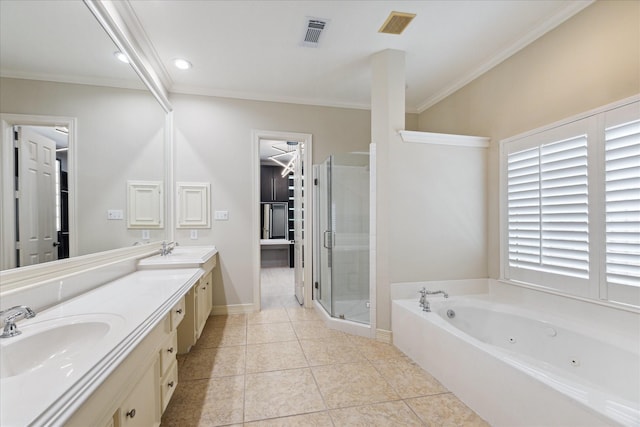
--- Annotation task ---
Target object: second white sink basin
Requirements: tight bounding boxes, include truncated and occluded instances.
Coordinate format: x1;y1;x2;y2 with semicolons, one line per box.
138;245;217;268
0;313;125;379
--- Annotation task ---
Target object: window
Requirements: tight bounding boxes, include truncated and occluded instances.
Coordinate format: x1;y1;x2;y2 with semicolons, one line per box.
502;99;640;307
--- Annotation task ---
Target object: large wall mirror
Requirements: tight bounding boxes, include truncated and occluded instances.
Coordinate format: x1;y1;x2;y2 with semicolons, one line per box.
0;0;167;271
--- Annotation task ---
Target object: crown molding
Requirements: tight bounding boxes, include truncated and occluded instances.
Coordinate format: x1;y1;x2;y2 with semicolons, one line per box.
416;0;594;113
0;70;146;92
399;130;490;148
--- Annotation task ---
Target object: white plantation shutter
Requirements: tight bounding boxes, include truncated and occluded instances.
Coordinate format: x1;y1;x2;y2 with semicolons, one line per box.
605;119;640;288
540;136;589;278
507;147;540;269
507;135;589;279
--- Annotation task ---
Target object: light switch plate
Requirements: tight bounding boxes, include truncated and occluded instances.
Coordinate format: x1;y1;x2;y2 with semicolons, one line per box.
141;230;150;240
107;209;124;220
190;229;198;240
214;210;229;220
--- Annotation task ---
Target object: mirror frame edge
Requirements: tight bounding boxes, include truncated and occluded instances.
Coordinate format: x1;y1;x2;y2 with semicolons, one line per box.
0;0;175;289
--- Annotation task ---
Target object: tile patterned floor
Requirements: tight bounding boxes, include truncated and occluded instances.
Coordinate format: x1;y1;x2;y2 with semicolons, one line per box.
161;306;490;426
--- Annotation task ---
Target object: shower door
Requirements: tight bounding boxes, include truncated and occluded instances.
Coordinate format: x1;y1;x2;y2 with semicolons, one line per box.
316;154;370;324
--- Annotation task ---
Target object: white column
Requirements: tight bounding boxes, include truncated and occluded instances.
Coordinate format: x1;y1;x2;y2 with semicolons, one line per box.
371;49;405;332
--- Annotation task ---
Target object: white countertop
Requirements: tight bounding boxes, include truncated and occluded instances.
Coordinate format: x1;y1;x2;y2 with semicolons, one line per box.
0;268;202;426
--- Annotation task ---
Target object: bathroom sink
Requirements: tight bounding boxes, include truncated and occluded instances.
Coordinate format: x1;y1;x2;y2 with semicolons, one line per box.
0;314;125;379
138;245;217;268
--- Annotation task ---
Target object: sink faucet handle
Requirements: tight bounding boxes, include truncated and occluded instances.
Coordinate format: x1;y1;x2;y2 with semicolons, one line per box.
0;305;36;321
0;306;36;338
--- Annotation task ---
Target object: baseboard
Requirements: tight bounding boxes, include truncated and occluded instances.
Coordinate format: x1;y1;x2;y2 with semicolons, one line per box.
211;303;255;315
376;328;392;343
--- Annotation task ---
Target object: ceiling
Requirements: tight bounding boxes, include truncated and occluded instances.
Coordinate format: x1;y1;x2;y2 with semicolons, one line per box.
0;1;592;113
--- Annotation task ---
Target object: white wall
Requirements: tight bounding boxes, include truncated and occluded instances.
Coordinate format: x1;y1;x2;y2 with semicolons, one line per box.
170;93;371;307
0;78;166;256
418;0;640;280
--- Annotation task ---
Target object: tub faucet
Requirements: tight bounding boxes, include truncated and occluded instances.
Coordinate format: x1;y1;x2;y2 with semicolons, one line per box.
0;305;36;338
418;288;429;311
425;290;449;298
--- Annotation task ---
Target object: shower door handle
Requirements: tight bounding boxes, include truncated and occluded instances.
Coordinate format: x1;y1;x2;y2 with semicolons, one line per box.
323;230;333;249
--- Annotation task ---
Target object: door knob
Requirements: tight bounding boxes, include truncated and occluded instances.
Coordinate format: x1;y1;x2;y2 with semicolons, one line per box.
52;242;60;247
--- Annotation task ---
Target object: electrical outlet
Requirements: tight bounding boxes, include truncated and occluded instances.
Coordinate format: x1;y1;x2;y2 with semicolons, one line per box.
190;229;198;240
142;230;150;240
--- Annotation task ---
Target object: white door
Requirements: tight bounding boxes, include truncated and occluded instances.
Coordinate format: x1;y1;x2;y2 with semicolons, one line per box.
294;143;304;304
16;126;58;266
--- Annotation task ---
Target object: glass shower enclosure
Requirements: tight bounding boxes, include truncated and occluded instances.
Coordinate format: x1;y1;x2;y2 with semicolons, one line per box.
315;153;370;324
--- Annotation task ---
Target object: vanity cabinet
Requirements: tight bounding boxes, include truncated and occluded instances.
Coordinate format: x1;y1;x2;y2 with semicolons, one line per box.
66;297;185;427
118;360;159;427
177;255;216;353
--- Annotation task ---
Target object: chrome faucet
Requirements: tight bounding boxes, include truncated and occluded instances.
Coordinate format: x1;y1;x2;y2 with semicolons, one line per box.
425;290;449;298
160;241;176;256
418;288;448;312
0;305;36;338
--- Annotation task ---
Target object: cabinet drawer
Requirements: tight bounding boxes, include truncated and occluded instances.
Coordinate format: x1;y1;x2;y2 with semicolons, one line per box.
159;332;177;375
160;360;178;414
171;297;186;330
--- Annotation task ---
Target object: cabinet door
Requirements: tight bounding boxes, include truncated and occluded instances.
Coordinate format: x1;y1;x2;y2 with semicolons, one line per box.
260;166;273;202
273;171;289;202
119;360;160;427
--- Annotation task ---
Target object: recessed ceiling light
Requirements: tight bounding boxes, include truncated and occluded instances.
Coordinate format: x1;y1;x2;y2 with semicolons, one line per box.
173;58;192;70
114;51;129;64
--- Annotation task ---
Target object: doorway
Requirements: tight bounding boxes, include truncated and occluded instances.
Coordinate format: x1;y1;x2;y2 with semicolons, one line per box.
1;114;76;270
252;130;313;312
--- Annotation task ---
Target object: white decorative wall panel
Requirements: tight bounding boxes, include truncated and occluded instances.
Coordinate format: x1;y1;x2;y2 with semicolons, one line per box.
176;182;210;228
127;181;164;229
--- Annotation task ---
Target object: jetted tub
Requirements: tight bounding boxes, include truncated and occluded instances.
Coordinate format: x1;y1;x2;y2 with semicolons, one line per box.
392;295;640;427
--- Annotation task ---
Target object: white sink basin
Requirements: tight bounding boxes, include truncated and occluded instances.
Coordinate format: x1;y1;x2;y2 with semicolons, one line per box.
138;245;217;268
0;313;125;379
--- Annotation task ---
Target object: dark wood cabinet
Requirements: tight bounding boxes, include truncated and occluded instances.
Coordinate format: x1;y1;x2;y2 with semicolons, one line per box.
261;166;289;202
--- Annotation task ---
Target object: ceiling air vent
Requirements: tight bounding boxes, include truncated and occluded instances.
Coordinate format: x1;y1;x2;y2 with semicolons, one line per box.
301;18;328;47
379;11;416;35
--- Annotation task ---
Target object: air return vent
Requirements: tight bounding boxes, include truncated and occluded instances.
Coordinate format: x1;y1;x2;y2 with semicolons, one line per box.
379;11;416;35
301;18;328;47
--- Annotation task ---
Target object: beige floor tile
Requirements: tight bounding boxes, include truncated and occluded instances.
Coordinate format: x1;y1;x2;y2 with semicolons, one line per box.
353;339;406;361
208;314;247;328
292;320;346;340
244;411;333;426
161;376;244;427
181;345;245;380
244;368;326;422
246;341;308;373
196;324;247;348
247;322;297;344
312;362;400;409
406;393;490;427
372;357;448;398
330;400;423;426
286;306;321;322
299;338;367;366
248;308;290;324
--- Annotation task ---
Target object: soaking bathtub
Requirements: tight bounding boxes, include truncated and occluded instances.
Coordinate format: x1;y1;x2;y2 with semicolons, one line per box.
392;295;640;427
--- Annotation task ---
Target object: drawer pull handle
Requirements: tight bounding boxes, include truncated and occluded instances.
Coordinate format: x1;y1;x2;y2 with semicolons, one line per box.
167;347;174;353
168;381;175;388
126;409;136;418
176;309;183;314
202;286;206;290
